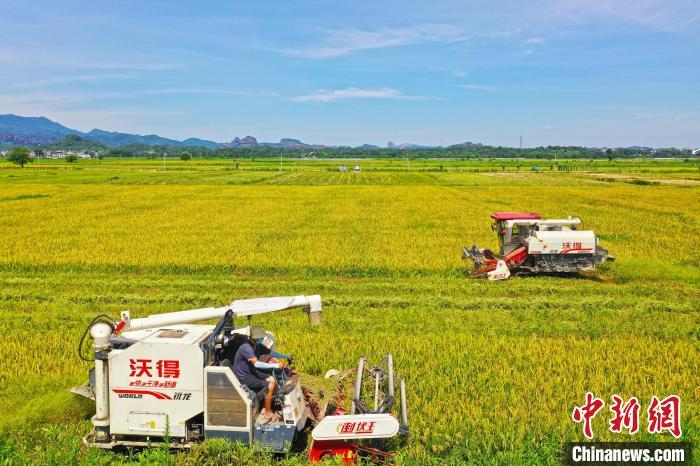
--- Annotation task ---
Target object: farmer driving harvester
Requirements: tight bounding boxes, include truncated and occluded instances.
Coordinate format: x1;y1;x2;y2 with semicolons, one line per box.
253;327;294;364
229;327;289;424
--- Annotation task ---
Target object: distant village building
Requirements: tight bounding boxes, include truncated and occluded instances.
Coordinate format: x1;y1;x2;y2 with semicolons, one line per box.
43;150;96;159
1;150;39;157
0;149;98;159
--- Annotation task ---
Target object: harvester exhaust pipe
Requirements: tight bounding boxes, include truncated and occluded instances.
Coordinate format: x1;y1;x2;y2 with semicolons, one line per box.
90;322;113;441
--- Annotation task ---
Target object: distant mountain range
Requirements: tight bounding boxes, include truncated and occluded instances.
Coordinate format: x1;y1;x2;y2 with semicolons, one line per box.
0;113;472;150
0;114;679;152
0;114;332;150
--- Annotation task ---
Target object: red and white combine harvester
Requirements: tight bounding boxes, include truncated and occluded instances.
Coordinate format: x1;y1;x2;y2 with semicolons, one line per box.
73;295;408;463
463;212;614;280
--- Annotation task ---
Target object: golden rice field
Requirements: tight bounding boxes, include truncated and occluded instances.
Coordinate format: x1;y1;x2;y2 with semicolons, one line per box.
0;158;698;465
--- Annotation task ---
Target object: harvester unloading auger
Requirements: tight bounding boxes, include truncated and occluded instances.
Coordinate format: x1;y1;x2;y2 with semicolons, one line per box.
72;295;408;463
463;212;614;280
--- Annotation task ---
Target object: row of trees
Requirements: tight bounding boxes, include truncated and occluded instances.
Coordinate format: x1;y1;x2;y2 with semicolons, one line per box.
1;147;196;168
4;144;696;164
9;133;694;160
3;148;86;167
104;145;695;160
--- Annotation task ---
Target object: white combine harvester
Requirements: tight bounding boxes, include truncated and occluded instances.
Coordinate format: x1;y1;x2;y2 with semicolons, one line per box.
463;212;614;280
73;295;408;462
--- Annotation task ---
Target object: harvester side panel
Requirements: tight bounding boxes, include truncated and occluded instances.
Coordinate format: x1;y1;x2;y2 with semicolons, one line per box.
108;326;209;437
527;230;596;255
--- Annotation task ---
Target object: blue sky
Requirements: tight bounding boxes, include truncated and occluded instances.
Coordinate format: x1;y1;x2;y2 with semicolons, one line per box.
1;0;698;147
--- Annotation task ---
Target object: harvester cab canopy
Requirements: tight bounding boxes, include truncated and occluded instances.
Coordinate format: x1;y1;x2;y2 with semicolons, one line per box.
490;212;542;221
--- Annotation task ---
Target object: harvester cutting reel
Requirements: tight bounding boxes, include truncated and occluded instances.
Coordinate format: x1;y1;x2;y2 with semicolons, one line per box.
463;244;511;280
309;354;409;464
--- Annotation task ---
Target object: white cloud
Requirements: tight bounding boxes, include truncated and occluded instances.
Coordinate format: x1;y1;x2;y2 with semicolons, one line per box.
5;74;136;91
0;87;279;117
280;24;469;59
545;0;699;31
479;29;522;40
520;37;546;56
458;84;498;91
0;47;181;71
289;87;433;103
0;48;22;65
526;37;545;45
0;91;87;110
458;83;542;91
66;61;180;71
130;88;279;97
41;108;191;137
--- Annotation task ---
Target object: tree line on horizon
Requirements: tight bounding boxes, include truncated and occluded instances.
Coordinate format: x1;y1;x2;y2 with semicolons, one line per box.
1;134;696;160
61;144;700;160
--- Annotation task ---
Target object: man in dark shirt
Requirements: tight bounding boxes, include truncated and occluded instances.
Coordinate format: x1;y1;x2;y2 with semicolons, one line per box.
232;327;287;422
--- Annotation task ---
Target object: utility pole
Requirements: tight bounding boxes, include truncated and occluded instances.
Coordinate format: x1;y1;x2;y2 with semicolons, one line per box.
519;135;523;150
